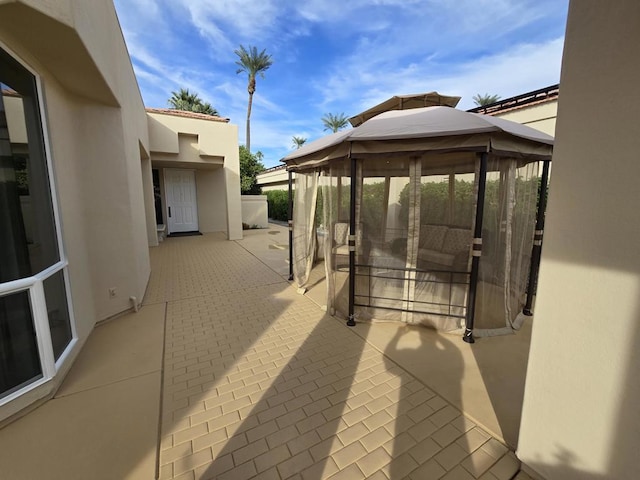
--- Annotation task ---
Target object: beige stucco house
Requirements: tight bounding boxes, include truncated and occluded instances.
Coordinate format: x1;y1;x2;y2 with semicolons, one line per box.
469;84;558;137
146;108;242;240
257;164;291;192
0;0;241;423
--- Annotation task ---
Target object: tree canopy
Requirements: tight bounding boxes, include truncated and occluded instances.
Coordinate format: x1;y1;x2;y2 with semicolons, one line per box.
472;93;501;106
239;146;265;194
168;88;219;116
235;45;273;152
292;136;307;149
321;112;349;132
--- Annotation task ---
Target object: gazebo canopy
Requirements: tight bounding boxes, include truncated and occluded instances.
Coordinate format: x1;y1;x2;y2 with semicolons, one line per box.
348;92;461;127
285;106;553;169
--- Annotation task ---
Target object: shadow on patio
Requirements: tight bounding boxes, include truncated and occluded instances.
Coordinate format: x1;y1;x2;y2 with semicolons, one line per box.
303;254;533;449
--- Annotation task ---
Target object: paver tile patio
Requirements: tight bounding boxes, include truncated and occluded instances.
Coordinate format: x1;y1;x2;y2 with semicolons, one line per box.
154;232;520;479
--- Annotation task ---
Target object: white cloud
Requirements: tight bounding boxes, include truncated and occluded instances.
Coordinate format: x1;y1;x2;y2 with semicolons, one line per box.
313;33;564;113
433;38;565;109
162;0;282;54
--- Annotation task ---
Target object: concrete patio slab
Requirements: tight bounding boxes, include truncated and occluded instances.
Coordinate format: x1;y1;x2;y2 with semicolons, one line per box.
0;305;164;480
57;302;166;397
236;226;291;279
0;373;161;480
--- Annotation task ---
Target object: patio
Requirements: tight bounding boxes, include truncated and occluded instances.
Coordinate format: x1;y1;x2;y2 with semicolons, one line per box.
0;225;534;480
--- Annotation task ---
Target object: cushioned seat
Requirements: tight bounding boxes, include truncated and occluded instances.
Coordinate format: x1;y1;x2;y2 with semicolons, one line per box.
417;224;471;270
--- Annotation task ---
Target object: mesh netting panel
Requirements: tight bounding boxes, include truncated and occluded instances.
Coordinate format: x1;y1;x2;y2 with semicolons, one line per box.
292;171;318;288
320;159;350;316
335;153;477;331
475;159;539;334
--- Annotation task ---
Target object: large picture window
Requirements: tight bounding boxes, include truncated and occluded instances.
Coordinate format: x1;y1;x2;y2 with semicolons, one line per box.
1;46;74;402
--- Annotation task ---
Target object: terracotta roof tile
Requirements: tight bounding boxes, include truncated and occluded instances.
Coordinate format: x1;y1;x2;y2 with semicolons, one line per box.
146;107;230;123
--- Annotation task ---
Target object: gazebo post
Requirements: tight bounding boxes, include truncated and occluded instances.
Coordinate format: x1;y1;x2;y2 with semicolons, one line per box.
347;154;357;327
464;152;488;343
524;160;550;315
288;169;294;281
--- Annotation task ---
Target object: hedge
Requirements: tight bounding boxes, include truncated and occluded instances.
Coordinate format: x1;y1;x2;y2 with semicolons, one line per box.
266;190;291;221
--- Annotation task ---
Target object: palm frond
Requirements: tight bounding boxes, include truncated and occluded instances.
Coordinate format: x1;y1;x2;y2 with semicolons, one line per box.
321;112;349;133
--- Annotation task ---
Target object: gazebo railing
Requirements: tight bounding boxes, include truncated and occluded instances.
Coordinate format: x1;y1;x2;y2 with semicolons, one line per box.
351;263;471;319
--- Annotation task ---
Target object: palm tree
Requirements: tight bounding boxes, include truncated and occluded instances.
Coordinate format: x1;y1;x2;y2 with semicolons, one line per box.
292;136;307;149
192;102;218;116
235;45;273;152
472;93;501;106
168;88;219;116
321;112;349;133
169;88;198;109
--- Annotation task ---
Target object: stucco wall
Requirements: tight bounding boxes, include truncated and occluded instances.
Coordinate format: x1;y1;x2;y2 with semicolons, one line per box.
241;195;269;228
196;169;230;233
494;101;557;137
517;2;640;479
257;167;291;192
0;0;150;323
0;0;151;419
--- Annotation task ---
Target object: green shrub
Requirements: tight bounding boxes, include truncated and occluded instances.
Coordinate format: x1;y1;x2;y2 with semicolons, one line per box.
239;146;264;194
266;190;291;221
398;179;475;228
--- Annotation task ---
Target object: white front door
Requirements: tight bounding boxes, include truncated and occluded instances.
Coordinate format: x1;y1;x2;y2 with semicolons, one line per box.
164;169;199;233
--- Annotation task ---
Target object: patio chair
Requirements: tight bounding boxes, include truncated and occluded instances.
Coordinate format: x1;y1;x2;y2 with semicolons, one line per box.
331;222;370;269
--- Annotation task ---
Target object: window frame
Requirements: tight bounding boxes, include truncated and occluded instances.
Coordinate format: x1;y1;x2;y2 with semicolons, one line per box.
0;42;77;407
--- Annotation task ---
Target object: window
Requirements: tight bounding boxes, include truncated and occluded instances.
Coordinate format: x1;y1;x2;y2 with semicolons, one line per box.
0;291;42;399
0;46;74;403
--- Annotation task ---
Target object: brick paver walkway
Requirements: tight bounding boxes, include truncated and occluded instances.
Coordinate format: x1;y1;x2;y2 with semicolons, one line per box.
145;233;521;480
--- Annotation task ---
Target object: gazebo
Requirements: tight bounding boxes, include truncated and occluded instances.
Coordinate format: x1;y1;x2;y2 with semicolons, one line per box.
284;106;552;342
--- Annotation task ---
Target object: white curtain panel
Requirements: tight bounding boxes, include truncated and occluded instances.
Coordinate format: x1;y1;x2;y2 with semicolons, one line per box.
292;170;318;288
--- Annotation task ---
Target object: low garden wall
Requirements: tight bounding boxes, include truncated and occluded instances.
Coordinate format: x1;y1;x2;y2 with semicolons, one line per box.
241;195;269;229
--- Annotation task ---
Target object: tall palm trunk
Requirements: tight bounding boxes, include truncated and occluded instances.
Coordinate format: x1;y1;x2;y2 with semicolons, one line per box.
246;92;253;152
246;76;256;152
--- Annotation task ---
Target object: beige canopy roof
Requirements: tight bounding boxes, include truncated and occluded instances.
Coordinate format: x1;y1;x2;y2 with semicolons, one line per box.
348;92;461;127
284;106;553;170
284;129;351;168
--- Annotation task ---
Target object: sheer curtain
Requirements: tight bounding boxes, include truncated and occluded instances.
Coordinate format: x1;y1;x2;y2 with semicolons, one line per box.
292;170;319;289
321;160;350;316
476;158;539;335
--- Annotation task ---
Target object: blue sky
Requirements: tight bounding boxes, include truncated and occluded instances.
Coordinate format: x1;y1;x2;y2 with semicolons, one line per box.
113;0;569;168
